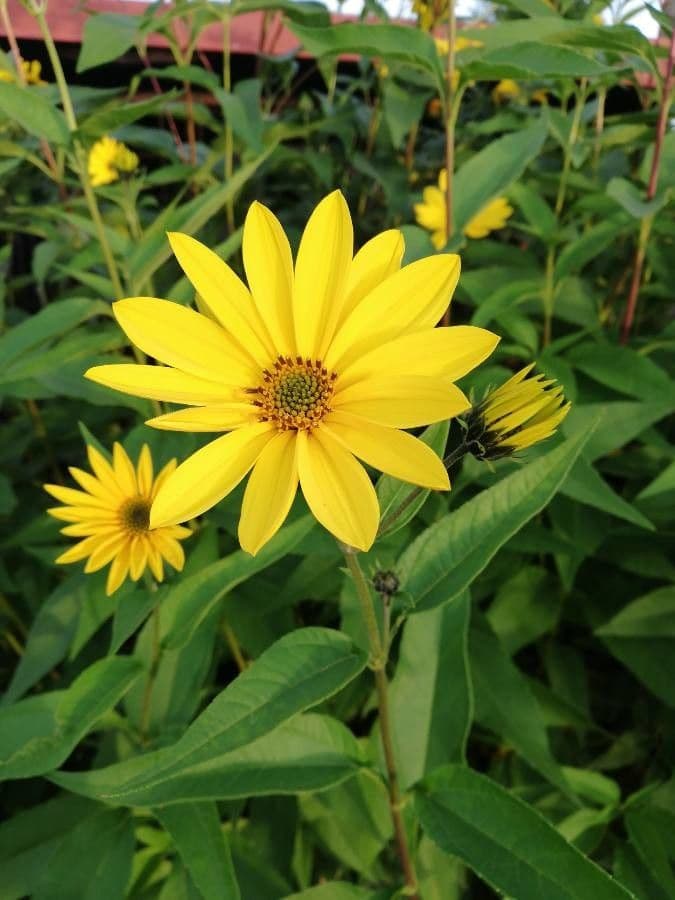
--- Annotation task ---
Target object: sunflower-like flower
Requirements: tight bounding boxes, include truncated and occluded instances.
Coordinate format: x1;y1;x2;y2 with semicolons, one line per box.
45;444;190;595
465;364;570;460
413;0;446;31
88;136;139;188
492;78;522;104
86;192;499;553
414;170;514;247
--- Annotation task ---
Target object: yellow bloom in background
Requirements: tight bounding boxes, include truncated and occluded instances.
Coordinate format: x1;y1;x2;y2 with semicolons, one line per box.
531;88;549;105
87;192;499;554
466;364;571;460
0;59;46;85
413;0;446;31
414;170;514;246
88;136;139;188
464;196;514;239
45;444;190;595
492;78;522;103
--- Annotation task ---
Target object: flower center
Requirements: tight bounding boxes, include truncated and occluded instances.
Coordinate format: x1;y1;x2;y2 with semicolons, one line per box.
119;497;151;534
249;356;337;431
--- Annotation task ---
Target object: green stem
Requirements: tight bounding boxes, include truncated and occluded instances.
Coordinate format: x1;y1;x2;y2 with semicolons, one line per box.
140;598;161;744
542;245;555;347
341;547;418;899
443;0;457;242
33;6;125;300
222;12;235;234
555;79;586;217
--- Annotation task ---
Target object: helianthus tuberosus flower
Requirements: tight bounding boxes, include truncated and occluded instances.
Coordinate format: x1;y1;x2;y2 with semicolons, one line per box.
88;136;139;188
45;444;190;595
413;0;446;31
86;191;499;554
465;364;570;460
492;79;522;103
414;170;514;247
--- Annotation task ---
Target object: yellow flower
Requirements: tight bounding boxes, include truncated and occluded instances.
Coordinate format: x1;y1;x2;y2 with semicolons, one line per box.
375;60;390;79
86;192;499;554
492;78;522;103
45;443;190;596
88;136;139;188
531;88;549;105
592;13;604;25
466;364;571;459
0;59;46;85
435;36;483;56
463;196;514;239
413;0;445;31
414;171;513;245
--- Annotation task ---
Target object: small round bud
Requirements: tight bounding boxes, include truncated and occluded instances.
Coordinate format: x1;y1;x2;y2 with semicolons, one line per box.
373;570;400;597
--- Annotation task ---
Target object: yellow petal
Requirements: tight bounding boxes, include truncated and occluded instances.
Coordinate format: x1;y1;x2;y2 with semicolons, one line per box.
242;202;295;356
136;444;154;496
151;459;177;500
106;543;131;595
61;523;117;537
325;254;460;372
322;411;449;490
113;442;138;496
167;232;275;365
239;431;298;555
44;484;109;508
152;532;186;571
333;376;469;428
337;325;499;390
150;422;274;528
87;445;121;497
297;428;378;551
84;533;127;573
86;365;239;405
146;404;259;432
340;229;404;326
47;505;118;523
129;536;148;581
113;297;256;386
68;467;119;503
147;542;164;582
293;191;353;359
56;535;101;565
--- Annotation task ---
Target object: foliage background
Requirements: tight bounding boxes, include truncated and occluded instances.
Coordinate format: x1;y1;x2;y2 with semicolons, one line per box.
0;0;674;897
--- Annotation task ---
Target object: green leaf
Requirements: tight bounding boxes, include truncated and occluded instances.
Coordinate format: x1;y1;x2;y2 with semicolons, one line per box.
53;713;363;804
509;182;557;240
78;93;178;139
231;0;330;26
77;13;140;72
288;22;445;93
214;80;265;152
416;765;636;900
561;459;655;530
452;121;547;236
0;657;143;781
390;592;472;790
156;803;240;900
382;78;432;149
563;401;673;462
465;42;611;80
0;82;70;145
377;422;449;537
555;219;629;279
161;514;315;651
567;343;675;401
284;884;378;899
30;807;134;900
607;177;670;219
51;628;366;805
398;429;592;613
596;587;675;639
469;615;570;794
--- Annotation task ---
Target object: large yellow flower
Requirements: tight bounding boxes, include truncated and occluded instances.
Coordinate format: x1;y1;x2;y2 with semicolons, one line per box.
87;192;498;553
492;78;522;104
45;444;190;595
88;136;139;188
414;171;514;247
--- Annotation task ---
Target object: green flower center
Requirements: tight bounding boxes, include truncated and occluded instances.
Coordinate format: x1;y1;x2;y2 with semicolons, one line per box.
119;497;151;533
250;356;337;431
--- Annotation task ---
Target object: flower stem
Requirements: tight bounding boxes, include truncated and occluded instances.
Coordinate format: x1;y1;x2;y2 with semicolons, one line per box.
620;26;675;343
33;6;125;300
443;0;457;242
140;597;161;744
223;621;247;672
222;11;235;234
341;547;418;899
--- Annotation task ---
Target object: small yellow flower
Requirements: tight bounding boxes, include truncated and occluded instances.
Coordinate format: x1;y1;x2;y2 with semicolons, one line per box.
492;78;522;104
86;191;500;554
375;60;390;79
414;170;513;246
592;13;604;25
531;88;549;105
463;196;514;239
435;36;483;56
45;444;190;596
413;0;446;31
0;59;46;85
466;364;571;459
88;136;139;188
